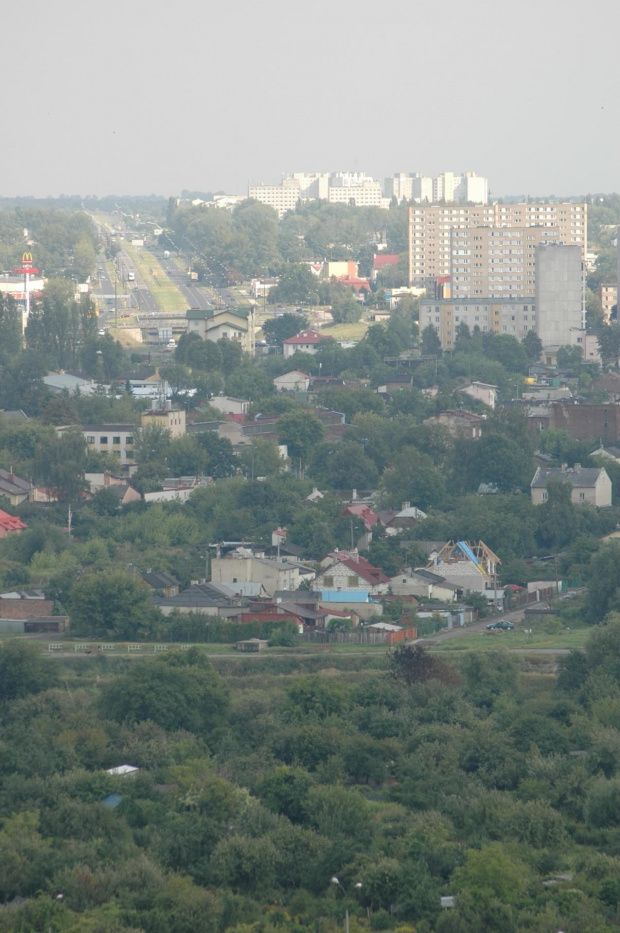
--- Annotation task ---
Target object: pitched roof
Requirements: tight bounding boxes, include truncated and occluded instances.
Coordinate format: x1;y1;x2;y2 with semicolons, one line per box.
531;465;607;489
372;254;400;270
0;510;27;533
0;469;32;497
283;329;334;346
323;553;389;586
142;571;179;589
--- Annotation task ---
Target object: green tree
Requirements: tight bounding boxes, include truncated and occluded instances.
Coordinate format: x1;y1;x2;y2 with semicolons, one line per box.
536;479;579;550
100;649;229;735
268;265;317;305
262;313;308;346
557;344;583;374
522;329;543;363
0;641;57;702
452;842;529;907
598;323;620;368
277;409;325;466
421;324;441;356
69;570;159;638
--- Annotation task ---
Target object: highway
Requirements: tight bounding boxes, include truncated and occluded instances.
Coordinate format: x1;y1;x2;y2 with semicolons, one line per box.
147;248;213;312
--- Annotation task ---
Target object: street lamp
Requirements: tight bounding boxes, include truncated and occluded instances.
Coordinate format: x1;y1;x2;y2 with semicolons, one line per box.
331;877;362;933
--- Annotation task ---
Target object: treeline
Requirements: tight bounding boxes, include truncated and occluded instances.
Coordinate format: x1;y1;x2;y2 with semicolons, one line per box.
3;629;620;931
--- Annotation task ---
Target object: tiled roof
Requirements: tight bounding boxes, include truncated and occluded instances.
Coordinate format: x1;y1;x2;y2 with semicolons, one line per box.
283;329;333;345
0;510;27;533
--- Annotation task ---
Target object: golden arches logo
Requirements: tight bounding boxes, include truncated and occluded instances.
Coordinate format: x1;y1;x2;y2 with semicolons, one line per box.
22;252;33;264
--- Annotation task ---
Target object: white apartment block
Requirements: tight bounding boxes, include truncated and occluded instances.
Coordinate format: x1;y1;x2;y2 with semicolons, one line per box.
408;202;587;284
327;180;383;207
450;226;563;299
420;298;536;350
248;184;300;218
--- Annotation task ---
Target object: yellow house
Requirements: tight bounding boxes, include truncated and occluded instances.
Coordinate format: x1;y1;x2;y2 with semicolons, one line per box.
141;404;186;438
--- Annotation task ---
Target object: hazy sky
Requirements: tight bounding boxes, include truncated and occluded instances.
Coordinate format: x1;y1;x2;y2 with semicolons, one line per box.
3;0;617;198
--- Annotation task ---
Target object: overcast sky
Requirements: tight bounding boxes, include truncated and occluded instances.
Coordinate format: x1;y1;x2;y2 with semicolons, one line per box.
3;0;617;199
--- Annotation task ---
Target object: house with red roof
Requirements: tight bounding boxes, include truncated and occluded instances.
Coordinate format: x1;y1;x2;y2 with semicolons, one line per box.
282;330;334;359
372;254;400;280
338;276;371;294
0;510;27;538
314;550;390;595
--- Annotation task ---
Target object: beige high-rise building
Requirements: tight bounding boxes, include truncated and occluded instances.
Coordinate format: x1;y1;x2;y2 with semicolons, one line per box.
408;202;587;285
419;298;536;350
600;283;618;322
450;226;563;299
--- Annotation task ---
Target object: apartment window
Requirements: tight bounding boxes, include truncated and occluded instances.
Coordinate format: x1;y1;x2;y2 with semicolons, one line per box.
348;575;359;586
542;492;548;501
99;436;108;444
113;436;121;445
86;435;95;444
323;575;334;587
127;437;133;445
579;493;585;501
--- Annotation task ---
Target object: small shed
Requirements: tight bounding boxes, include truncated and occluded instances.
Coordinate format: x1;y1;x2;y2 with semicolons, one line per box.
236;638;269;652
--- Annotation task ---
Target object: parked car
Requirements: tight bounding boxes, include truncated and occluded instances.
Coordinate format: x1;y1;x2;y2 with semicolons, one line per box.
486;620;514;631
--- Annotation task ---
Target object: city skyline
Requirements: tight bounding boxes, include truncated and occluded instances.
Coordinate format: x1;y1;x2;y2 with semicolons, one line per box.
0;0;617;199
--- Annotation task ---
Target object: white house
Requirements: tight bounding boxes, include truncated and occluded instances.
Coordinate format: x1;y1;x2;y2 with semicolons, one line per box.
314;552;390;596
530;464;612;508
282;330;333;359
274;371;311;393
210;396;249;416
210;549;312;597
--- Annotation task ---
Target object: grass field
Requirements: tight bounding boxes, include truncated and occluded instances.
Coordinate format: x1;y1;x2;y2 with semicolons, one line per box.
122;242;189;314
320;320;370;341
433;625;590;652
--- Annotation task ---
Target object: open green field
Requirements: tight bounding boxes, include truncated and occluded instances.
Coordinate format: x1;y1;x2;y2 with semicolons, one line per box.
320;320;370;341
433;625;590;652
123;242;189;314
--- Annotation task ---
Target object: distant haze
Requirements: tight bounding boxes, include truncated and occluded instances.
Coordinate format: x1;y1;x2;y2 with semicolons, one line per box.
3;0;617;199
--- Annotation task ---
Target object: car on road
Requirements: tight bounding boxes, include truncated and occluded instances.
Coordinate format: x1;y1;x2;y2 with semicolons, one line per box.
486;620;514;631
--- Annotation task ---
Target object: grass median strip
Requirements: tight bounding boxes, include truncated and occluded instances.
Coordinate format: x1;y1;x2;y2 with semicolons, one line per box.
123;242;189;314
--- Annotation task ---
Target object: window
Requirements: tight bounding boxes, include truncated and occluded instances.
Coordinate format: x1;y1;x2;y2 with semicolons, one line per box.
126;437;133;445
579;492;585;500
86;435;95;444
113;436;121;444
323;575;334;587
542;491;548;501
99;436;108;444
347;575;359;586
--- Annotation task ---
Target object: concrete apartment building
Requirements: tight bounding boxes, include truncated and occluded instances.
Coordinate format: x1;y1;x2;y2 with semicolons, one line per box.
408;202;587;284
600;283;618;322
247;183;299;218
419;298;537;349
450;226;564;299
384;171;488;205
535;244;583;349
141;404;186;439
77;424;136;465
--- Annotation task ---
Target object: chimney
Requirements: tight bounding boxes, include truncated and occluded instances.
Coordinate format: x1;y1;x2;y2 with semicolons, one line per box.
574;463;581;472
352;488;357;501
560;462;568;471
165;399;172;411
402;501;410;511
351;548;359;563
